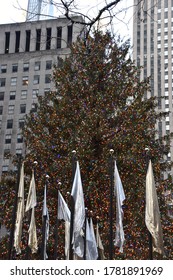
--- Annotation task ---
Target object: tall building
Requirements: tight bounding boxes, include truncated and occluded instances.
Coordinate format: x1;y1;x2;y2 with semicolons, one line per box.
0;17;84;178
26;0;54;21
133;0;173;219
133;0;173;171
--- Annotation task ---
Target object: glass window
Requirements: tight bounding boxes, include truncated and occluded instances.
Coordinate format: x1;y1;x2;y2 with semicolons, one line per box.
0;92;4;101
8;105;14;114
33;75;39;84
5;134;12;144
0;78;6;87
20;104;26;114
45;74;51;84
23;63;29;72
19;119;24;129
32;89;38;98
22;77;28;86
11;77;17;86
46;60;52;70
12;64;18;73
10;91;16;100
35;61;41;71
0;106;3;115
17;134;23;143
7;119;13;129
21;90;27;99
0;64;7;74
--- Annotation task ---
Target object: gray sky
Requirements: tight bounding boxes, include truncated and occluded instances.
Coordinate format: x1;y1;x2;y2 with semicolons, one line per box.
0;0;133;41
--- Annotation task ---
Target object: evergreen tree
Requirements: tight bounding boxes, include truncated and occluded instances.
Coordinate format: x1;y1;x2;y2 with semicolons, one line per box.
1;32;172;259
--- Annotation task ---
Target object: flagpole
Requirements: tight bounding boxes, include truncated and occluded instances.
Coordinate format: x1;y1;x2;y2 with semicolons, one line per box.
83;208;88;260
109;149;114;260
8;154;22;260
41;175;49;260
54;182;61;260
69;150;76;260
145;147;153;260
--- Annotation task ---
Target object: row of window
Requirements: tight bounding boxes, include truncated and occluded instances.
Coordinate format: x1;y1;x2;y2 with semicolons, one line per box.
0;74;51;87
0;103;36;115
0;60;52;74
4;134;23;144
0;88;49;101
4;25;72;54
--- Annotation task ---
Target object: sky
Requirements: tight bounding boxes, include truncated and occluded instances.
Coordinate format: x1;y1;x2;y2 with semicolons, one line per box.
0;0;133;41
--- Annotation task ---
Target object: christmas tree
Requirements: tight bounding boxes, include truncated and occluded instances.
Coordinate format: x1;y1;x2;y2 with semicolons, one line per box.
0;31;172;259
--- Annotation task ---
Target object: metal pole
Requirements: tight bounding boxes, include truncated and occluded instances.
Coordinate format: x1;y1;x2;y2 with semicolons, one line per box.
69;150;76;260
8;154;22;260
145;147;153;260
83;208;88;260
54;182;61;260
109;149;114;260
41;175;49;260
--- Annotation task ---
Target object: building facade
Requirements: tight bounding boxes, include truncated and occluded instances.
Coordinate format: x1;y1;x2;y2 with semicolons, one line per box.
133;0;173;218
133;0;173;167
0;17;84;177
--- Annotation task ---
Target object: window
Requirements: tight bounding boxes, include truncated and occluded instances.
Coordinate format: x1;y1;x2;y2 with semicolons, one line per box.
0;64;7;74
17;134;23;143
36;29;41;51
57;27;62;48
8;105;14;114
45;74;51;84
25;30;31;52
12;64;18;73
19;119;24;129
20;104;26;114
11;77;17;86
4;149;11;158
33;75;39;85
67;25;73;45
5;134;12;144
46;28;52;50
7;119;13;129
46;60;52;70
35;61;41;71
2;166;8;172
22;76;28;86
0;78;6;87
5;32;10;53
16;148;22;155
0;106;3;115
23;63;29;72
31;103;37;113
21;90;27;99
15;31;20;53
10;91;16;100
0;92;4;101
32;89;38;98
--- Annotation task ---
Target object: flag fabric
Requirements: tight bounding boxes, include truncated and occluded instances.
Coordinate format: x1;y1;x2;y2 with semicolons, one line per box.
25;170;37;212
86;218;98;260
57;191;71;259
96;223;105;259
114;160;126;253
14;162;25;255
145;160;164;255
25;170;38;254
71;161;85;258
42;184;49;260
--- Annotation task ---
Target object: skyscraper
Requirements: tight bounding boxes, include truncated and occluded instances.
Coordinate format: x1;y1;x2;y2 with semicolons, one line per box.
133;0;173;173
26;0;54;21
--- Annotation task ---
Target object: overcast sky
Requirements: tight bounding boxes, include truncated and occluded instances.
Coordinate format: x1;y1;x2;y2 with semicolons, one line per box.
0;0;133;41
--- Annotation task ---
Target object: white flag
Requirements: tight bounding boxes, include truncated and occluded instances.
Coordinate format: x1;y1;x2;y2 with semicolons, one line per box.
14;162;25;255
25;170;37;212
25;170;38;254
57;191;71;259
96;223;105;259
145;160;164;255
28;207;38;253
58;191;70;221
86;218;98;260
114;160;126;253
42;185;49;260
71;161;85;257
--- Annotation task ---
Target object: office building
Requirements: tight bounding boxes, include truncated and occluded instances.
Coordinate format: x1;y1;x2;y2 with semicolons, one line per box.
0;17;84;177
